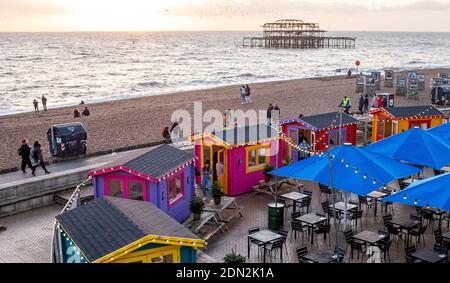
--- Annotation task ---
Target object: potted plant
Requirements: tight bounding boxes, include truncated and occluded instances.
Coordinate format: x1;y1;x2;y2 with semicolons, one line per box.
223;248;246;263
212;181;225;205
263;163;275;182
189;196;204;221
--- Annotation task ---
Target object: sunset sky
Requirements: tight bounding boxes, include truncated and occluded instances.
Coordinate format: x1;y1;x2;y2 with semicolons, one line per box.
1;0;450;32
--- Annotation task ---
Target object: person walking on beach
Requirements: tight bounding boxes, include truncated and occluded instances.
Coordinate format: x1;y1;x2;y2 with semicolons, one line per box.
266;103;273;125
31;141;50;175
240;86;246;104
363;94;369;114
18;138;34;175
358;93;365;114
201;161;212;197
245;85;252;104
338;96;351;114
33;99;39;114
41;95;47;111
272;104;281;127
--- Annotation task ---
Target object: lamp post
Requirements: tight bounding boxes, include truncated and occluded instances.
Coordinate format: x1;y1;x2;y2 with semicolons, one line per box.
326;148;339;254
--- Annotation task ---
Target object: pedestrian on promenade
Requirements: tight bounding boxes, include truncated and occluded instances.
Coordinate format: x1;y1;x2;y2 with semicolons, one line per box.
266;103;273;125
245;84;252;104
33;99;39;114
363;94;369;114
358;93;365;114
31;141;50;175
272;103;281;127
240;86;246;104
18;138;34;175
41;95;47;111
201;161;212;198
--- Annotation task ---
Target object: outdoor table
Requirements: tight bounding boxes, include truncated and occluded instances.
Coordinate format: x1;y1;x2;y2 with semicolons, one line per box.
411;249;448;263
280;191;308;213
333;202;357;212
367;191;388;217
247;229;283;263
302;250;337;263
391;219;420;246
354;230;387;245
296;213;328;244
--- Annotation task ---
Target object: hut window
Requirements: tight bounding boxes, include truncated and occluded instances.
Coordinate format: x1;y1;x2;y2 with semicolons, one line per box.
246;144;270;173
128;182;145;201
168;173;184;204
108;180;123;198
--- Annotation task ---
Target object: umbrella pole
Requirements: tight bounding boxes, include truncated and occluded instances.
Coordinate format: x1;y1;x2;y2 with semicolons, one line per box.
327;149;339;252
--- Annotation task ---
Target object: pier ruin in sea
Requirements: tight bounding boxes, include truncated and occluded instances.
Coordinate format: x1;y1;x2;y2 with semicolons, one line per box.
242;19;356;49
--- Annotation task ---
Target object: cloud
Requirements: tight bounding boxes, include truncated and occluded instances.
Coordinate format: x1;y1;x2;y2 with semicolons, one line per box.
166;0;450;18
0;0;69;20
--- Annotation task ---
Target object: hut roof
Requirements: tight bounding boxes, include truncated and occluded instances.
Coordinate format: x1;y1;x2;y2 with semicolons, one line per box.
56;197;201;262
374;106;447;119
211;124;279;146
281;112;360;130
123;144;194;179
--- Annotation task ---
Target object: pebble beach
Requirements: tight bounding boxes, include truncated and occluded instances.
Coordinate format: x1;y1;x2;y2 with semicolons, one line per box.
1;67;448;173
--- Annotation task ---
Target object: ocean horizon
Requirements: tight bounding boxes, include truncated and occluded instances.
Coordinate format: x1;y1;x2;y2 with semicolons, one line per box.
1;31;450;116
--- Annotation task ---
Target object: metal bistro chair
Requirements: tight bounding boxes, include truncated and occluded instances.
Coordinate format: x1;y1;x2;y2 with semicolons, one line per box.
315;223;331;247
290;219;307;243
264;238;285;263
358;195;373;216
434;228;443;244
380;188;394;214
296;245;312;263
422;209;437;231
348;210;364;230
344;229;365;261
277;227;289;253
409;224;428;247
298;196;312;214
404;245;423;264
319;183;332;201
375;238;393;263
248;227;264;258
382;214;393;228
333;246;346;263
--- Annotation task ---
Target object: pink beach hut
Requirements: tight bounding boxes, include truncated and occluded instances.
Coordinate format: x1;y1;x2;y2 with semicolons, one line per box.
88;144;197;223
193;124;282;196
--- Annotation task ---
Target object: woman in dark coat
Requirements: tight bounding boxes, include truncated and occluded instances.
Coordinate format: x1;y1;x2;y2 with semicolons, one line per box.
31;141;50;175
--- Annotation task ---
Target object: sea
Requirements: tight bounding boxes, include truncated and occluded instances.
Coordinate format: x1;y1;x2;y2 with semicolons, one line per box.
1;31;450;116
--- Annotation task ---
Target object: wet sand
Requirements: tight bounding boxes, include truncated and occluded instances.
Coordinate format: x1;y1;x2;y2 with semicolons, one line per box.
1;67;448;173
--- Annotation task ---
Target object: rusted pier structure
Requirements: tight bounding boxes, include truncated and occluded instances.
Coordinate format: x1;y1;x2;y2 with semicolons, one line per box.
242;19;356;49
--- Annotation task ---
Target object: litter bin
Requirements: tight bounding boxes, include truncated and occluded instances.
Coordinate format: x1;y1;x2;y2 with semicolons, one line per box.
47;122;87;158
268;202;285;230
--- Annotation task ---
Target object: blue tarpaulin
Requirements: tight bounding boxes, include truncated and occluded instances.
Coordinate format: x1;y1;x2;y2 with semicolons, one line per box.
384;172;450;211
269;144;421;196
365;127;450;170
428;122;450;141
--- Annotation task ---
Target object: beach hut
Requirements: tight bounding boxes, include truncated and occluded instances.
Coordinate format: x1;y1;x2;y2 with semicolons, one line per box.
370;106;447;142
417;73;426;91
52;197;205;263
371;71;381;90
89;144;196;223
355;75;365;93
193;124;281;196
280;112;360;160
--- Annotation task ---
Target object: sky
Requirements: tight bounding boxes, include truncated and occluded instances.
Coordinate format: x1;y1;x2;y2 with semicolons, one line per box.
1;0;450;32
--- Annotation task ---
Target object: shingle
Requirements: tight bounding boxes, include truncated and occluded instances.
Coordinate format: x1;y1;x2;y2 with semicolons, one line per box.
56;197;199;262
383;106;446;118
211;124;279;145
123;144;194;178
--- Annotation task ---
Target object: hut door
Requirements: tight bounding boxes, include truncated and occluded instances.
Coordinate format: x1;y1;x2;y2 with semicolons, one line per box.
217;149;228;194
289;128;299;162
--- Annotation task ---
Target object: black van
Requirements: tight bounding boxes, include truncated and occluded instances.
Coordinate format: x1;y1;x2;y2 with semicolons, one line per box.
431;85;450;105
47;123;87;158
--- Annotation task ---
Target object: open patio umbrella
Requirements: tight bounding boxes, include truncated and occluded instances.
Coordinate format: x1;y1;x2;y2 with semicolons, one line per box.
270;144;421;195
428;122;450;142
384;172;450;211
365;127;450;170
